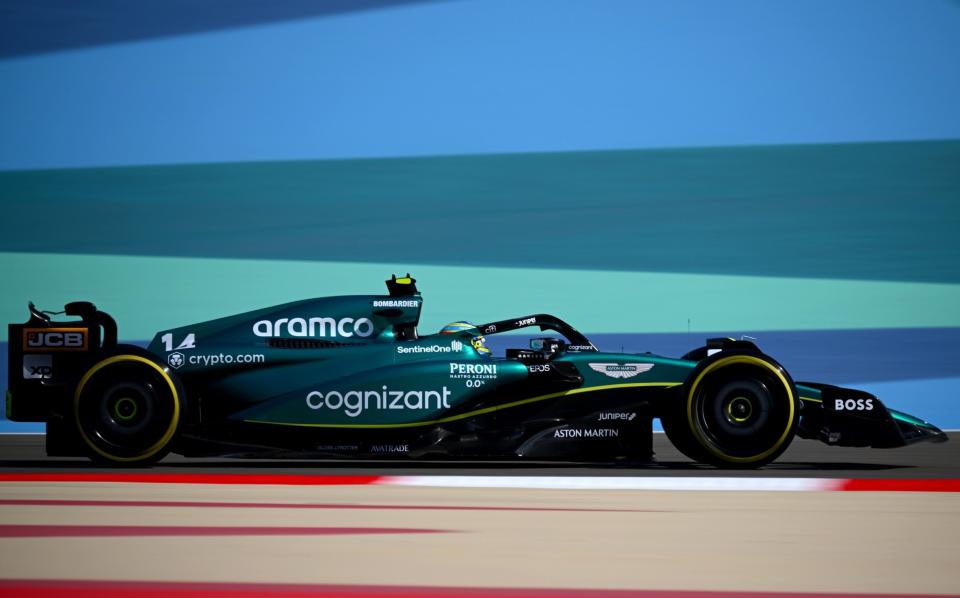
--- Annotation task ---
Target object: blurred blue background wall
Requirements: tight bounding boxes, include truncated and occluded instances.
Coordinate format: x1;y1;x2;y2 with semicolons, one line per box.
1;0;958;432
3;0;960;168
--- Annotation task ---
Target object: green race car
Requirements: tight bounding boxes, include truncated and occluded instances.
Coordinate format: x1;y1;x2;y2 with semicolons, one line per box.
7;275;946;467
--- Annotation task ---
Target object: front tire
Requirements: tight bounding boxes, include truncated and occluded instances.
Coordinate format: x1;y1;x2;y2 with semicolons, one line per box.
667;353;799;468
73;350;182;465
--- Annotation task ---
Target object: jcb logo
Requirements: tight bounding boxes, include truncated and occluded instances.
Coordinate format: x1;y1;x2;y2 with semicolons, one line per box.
23;328;88;352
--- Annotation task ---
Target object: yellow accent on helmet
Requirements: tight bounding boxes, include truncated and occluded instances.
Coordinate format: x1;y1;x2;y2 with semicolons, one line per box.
471;336;491;354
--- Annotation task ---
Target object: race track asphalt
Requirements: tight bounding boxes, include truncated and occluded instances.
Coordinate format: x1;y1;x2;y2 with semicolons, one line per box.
0;434;955;479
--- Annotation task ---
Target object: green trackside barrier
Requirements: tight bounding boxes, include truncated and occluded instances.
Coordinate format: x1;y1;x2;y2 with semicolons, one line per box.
2;141;958;284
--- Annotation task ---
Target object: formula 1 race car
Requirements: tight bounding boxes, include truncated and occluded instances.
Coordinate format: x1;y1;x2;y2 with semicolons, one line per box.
7;275;947;467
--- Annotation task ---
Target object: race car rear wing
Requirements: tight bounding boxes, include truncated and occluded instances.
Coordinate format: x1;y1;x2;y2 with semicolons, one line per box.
7;301;117;422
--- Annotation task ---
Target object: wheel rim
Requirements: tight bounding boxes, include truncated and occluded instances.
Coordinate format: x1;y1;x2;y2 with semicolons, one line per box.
704;378;773;443
725;395;754;424
113;397;139;422
98;382;154;435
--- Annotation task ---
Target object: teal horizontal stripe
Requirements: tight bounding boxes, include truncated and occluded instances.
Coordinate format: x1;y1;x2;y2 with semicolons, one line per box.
2;253;959;343
1;140;958;283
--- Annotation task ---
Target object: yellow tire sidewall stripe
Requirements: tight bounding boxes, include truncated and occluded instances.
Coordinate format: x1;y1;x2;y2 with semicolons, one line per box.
74;354;180;463
686;354;796;464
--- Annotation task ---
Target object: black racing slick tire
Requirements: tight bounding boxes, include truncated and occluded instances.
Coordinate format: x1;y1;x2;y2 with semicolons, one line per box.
660;406;708;464
73;348;183;466
668;353;799;468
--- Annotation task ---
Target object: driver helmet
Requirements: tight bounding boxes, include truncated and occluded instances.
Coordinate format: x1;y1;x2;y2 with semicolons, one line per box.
439;321;492;356
440;321;476;335
470;334;491;356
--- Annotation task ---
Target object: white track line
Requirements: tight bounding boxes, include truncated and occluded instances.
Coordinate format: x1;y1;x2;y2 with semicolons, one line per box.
381;476;840;492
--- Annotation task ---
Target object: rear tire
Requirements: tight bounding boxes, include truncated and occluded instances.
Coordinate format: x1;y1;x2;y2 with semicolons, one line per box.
74;348;182;466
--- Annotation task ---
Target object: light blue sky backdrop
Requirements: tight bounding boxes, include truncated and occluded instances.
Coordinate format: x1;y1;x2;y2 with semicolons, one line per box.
1;0;959;170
